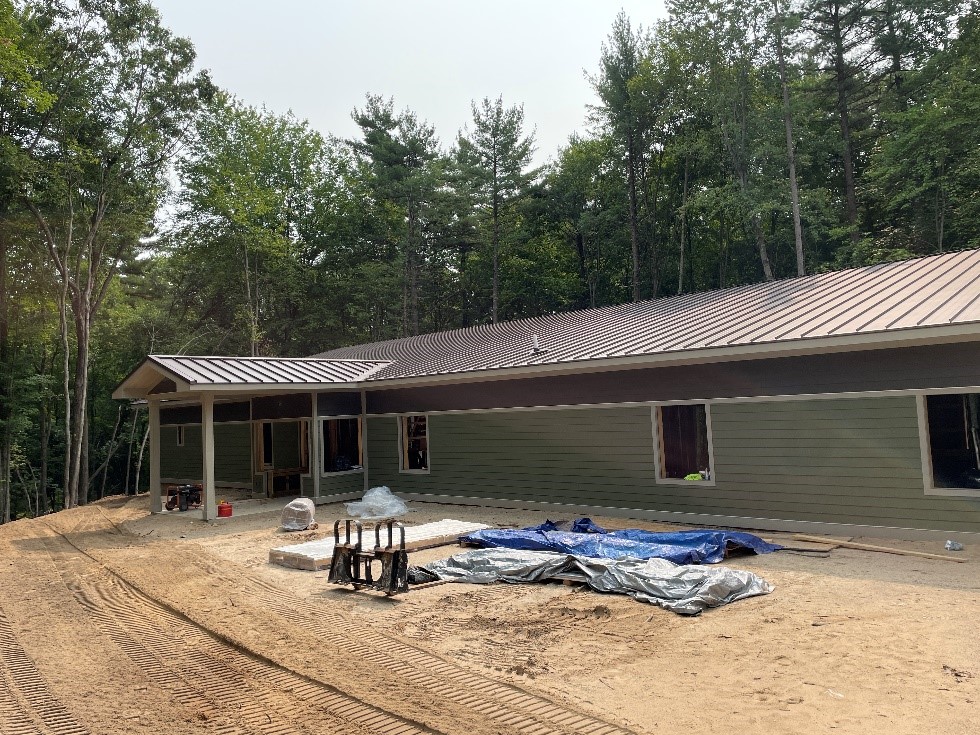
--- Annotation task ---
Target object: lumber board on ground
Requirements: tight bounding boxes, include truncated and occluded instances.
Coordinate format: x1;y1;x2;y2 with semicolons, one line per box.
792;534;966;562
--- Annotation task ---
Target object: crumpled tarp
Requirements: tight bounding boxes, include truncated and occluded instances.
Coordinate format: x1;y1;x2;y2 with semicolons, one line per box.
421;548;774;615
460;519;782;565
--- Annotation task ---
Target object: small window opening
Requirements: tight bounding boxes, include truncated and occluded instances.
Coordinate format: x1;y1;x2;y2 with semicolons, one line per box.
322;418;362;473
401;415;428;471
657;404;710;480
926;393;980;489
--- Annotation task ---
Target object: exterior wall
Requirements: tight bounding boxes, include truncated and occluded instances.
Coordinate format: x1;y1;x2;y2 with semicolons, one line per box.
367;342;980;414
160;423;251;485
365;397;980;534
319;471;365;497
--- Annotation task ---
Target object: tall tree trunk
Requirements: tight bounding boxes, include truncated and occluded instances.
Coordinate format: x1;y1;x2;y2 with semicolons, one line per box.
678;155;689;294
491;160;500;323
626;130;641;302
124;406;137;495
134;423;149;493
773;0;806;275
830;4;861;245
0;201;10;524
58;286;72;508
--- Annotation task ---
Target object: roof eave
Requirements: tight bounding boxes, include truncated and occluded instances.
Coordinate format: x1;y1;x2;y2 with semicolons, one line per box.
357;322;980;390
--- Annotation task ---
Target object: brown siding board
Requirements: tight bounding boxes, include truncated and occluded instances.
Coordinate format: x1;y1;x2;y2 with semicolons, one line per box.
252;393;313;421
366;342;980;414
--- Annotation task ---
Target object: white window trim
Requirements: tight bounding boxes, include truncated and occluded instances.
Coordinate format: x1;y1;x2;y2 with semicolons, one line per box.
318;415;364;477
398;414;431;474
916;394;980;498
651;403;716;487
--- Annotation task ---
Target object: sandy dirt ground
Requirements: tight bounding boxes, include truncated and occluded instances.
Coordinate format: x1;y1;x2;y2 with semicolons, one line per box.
0;494;976;735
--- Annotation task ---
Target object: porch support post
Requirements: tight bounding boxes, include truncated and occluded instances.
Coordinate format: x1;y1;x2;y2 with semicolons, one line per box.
311;392;320;499
361;390;369;492
201;392;217;520
149;398;162;513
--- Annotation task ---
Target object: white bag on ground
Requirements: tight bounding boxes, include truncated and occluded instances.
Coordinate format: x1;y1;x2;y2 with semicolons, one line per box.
345;486;409;519
280;497;317;531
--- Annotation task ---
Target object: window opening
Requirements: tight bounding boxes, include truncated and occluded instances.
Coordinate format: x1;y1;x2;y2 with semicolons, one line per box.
261;422;274;469
657;404;710;481
176;426;184;447
322;418;362;473
401;415;429;471
926;393;980;489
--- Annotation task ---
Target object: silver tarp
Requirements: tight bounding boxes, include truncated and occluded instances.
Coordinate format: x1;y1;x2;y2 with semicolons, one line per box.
423;548;774;615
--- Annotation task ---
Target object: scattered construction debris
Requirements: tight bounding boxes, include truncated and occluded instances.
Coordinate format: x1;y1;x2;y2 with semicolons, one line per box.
269;518;490;570
793;534;968;562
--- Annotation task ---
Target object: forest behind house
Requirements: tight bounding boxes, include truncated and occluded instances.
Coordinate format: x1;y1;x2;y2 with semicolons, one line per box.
1;0;978;520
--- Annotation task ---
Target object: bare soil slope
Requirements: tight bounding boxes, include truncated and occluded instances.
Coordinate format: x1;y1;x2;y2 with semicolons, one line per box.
0;495;976;735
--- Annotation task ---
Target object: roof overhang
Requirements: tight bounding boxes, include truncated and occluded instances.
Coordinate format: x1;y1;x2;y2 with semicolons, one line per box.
112;355;389;400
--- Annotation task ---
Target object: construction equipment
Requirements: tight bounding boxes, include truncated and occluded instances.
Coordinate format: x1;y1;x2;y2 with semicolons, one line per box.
327;518;410;595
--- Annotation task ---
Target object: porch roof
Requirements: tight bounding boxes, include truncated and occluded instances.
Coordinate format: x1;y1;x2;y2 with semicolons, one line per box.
112;355;390;400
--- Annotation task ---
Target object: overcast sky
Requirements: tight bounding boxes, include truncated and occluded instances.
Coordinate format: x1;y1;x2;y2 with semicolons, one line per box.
151;1;668;165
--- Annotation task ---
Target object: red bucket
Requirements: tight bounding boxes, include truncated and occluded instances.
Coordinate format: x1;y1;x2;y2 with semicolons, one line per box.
217;501;233;518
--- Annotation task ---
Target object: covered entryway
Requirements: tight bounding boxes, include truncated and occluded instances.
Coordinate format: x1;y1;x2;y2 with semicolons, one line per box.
113;355;388;519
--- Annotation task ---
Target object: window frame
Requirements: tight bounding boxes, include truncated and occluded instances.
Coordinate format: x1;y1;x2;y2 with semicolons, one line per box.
398;414;430;474
916;393;980;498
318;415;363;476
651;402;716;487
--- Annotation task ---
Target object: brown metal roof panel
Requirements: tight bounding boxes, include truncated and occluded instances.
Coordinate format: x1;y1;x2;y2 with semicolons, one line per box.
720;266;883;346
152;356;216;384
870;266;980;331
764;258;930;341
883;250;980;326
822;255;967;335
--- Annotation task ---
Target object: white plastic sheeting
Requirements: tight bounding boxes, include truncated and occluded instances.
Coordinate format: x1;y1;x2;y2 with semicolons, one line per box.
422;548;774;615
345;486;410;519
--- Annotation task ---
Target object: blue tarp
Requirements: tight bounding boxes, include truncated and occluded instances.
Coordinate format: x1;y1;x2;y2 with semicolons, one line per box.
460;518;782;565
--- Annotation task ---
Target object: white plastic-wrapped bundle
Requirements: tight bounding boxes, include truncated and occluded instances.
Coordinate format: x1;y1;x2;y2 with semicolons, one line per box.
280;497;317;531
345;486;409;519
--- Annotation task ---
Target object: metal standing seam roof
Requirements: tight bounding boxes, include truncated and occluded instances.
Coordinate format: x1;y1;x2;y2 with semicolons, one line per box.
147;356;390;386
314;249;980;381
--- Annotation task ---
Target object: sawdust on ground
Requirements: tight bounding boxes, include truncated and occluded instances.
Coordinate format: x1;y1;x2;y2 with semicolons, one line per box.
0;493;976;735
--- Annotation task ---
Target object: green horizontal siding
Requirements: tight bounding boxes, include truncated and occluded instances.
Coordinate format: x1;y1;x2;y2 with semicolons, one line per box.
365;397;980;533
320;471;365;497
161;424;251;484
160;425;202;479
214;424;252;484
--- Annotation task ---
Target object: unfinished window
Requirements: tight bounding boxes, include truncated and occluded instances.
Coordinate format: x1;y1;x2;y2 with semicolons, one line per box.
925;393;980;490
656;404;711;482
176;426;184;447
322;417;362;473
261;422;274;469
400;415;429;472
